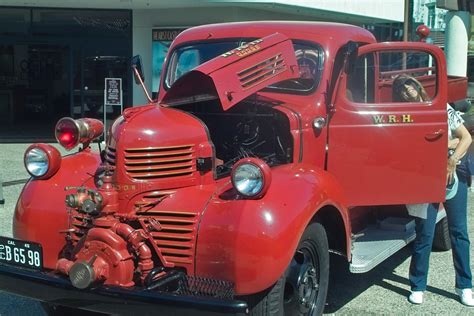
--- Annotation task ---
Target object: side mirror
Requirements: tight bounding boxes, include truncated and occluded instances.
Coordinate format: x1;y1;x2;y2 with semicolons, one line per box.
131;55;145;84
344;41;359;74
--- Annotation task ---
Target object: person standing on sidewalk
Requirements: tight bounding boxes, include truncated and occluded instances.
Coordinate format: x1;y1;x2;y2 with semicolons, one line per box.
392;75;474;306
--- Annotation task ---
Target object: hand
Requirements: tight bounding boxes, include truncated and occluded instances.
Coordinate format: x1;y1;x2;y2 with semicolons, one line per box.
447;156;458;185
448;138;460;149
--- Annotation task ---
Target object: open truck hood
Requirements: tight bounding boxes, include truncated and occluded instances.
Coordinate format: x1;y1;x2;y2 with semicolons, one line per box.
160;33;299;110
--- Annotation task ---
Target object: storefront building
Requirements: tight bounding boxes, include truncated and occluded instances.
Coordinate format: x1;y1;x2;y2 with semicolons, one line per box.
0;0;404;141
0;7;132;140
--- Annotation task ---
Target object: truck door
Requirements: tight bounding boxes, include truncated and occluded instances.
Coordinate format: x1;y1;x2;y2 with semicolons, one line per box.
327;42;448;206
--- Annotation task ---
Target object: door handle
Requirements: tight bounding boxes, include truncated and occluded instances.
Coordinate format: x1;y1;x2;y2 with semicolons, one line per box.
425;129;445;141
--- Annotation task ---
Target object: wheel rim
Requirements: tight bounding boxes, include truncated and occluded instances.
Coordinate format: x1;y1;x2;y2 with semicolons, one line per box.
284;240;320;315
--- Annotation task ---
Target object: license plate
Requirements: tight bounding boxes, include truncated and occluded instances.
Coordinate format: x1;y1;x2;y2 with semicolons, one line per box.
0;236;43;270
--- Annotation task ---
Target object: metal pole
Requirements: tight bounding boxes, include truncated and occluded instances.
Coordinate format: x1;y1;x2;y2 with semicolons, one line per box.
0;179;4;205
402;0;410;70
104;78;107;142
403;0;409;42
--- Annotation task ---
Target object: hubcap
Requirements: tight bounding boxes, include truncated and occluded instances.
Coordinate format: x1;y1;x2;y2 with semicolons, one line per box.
285;244;320;315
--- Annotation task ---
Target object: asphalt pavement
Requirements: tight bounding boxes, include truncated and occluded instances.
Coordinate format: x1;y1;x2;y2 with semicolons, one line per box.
1;143;474;315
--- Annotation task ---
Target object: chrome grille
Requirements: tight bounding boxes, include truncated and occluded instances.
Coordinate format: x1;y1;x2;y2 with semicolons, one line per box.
124;145;195;180
238;53;286;90
138;210;198;265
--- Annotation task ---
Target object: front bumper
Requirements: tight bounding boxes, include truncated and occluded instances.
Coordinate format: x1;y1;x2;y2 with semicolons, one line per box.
0;263;248;315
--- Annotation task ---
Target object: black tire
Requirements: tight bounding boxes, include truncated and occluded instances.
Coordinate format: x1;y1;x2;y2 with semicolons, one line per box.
433;216;451;251
245;222;329;316
452;99;472;112
462;111;474;135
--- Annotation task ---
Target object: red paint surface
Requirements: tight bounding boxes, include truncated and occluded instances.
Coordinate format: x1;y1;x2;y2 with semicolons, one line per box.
328;42;448;206
15;149;100;268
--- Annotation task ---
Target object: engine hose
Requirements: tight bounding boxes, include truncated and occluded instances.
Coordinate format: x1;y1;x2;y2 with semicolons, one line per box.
146;270;185;291
114;223;154;279
144;266;166;288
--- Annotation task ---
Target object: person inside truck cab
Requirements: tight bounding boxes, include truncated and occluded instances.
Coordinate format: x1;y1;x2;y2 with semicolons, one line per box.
392;75;429;102
392;74;474;306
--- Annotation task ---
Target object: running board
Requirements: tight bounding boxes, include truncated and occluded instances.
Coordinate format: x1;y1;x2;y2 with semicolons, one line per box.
349;211;446;273
349;220;415;273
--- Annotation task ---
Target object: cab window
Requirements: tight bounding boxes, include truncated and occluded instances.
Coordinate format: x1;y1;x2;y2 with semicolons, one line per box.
266;43;324;94
346;50;437;104
165;40;324;94
165;41;240;87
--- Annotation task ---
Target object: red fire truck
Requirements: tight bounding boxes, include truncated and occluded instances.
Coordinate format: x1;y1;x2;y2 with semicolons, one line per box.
0;22;468;315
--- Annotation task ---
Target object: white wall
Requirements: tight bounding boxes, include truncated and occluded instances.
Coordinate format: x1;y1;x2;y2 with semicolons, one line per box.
0;0;405;21
132;10;154;106
212;0;405;22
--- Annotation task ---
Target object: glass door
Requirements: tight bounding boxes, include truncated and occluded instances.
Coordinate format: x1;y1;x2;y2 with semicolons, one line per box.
72;50;129;135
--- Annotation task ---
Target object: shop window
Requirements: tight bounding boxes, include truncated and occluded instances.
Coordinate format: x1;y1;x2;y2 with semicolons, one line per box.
0;46;14;77
0;8;29;36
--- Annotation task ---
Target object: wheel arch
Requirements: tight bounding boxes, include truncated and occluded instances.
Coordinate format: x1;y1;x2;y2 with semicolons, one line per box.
313;204;350;259
195;163;351;294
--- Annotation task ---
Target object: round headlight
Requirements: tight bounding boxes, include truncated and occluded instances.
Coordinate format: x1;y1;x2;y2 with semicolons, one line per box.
25;147;49;177
231;158;272;198
24;144;61;179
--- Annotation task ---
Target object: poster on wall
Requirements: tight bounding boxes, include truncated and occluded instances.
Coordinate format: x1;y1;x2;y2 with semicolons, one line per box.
104;77;123;138
152;29;185;98
104;78;122;107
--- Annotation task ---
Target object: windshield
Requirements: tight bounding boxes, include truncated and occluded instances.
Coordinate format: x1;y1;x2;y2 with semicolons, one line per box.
164;39;324;94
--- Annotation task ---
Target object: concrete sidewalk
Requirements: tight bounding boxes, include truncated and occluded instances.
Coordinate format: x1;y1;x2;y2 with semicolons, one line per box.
0;143;34;237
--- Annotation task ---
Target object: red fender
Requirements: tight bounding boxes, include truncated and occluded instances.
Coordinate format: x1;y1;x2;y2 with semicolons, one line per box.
14;149;101;268
195;163;349;295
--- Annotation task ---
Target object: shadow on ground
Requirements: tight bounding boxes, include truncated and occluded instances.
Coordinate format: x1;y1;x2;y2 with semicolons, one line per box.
324;245;461;313
325;246;412;313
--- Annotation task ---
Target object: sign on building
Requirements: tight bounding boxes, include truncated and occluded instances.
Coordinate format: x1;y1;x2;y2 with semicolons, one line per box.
103;78;123;138
104;78;122;107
